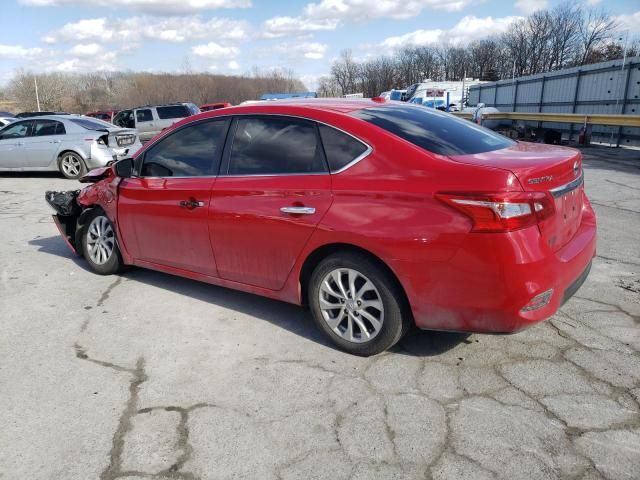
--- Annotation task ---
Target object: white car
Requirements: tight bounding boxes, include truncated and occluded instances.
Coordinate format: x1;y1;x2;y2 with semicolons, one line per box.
0;115;142;179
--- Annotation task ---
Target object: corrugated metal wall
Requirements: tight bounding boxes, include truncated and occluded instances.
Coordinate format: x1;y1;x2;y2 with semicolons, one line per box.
467;57;640;147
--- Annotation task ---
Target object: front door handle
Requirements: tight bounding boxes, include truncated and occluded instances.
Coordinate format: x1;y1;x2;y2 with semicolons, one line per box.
15;142;24;146
50;140;61;144
280;206;316;215
179;198;205;210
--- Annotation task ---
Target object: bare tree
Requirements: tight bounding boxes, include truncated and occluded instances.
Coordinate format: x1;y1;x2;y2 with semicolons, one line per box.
578;8;618;65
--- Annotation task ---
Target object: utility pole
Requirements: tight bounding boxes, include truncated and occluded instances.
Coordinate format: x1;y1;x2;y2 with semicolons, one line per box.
34;76;41;111
609;30;629;147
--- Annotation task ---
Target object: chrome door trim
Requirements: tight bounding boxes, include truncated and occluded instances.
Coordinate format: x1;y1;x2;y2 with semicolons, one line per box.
280;206;316;215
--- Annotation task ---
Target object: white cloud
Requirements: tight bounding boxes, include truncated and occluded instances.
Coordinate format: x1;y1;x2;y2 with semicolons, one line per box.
274;42;327;60
262;16;338;38
45;16;250;44
52;58;81;72
20;0;252;14
69;43;103;56
261;0;473;37
192;42;239;59
0;44;45;59
227;60;240;70
515;0;547;15
378;15;521;49
613;11;640;35
299;73;323;89
304;0;472;20
585;0;602;4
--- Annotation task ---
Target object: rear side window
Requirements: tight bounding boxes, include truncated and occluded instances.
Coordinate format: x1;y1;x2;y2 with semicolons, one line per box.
141;119;229;177
318;125;369;172
33;120;65;136
351;105;514;156
69;118;110;131
136;109;153;122
156;105;190;119
227;117;326;175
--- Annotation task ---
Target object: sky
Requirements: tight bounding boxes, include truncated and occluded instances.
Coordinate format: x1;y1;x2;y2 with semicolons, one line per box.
0;0;638;89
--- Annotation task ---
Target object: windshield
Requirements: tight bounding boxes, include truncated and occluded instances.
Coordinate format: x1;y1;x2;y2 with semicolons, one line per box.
351;104;514;156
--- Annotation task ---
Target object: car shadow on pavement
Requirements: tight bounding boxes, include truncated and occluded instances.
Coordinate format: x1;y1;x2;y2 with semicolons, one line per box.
29;234;469;356
29;235;93;272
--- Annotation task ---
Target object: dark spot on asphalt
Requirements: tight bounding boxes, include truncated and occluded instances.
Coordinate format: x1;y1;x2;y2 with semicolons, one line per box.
84;306;92;310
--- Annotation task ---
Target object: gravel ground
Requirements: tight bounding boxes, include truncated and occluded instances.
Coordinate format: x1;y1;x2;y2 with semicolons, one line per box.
0;146;638;480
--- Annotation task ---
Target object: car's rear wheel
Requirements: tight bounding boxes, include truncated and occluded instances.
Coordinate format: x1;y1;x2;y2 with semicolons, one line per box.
59;152;86;180
81;210;123;275
309;252;411;356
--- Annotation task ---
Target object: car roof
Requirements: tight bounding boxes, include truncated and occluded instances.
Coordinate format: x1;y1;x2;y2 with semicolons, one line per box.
218;97;389;114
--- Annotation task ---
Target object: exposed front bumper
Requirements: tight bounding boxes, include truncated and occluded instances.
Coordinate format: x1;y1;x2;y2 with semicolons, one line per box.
400;194;597;333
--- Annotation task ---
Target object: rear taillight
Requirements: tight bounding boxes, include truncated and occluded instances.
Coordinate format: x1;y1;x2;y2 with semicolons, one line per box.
436;191;555;233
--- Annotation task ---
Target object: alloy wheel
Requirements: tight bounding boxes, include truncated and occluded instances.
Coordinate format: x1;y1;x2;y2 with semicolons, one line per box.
318;268;384;343
86;216;115;265
61;154;82;177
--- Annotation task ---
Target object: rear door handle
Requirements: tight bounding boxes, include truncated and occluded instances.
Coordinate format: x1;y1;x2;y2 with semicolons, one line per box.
179;198;205;210
15;142;24;146
280;206;316;215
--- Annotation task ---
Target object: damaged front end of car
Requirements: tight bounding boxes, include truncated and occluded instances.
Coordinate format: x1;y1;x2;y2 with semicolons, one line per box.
45;162;121;255
45;190;83;254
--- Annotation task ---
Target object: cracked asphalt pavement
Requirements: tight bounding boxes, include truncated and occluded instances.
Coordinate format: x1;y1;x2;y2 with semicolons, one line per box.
1;146;639;480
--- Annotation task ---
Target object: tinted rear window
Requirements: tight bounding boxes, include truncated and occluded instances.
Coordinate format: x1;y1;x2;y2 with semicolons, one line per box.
157;105;190;119
318;125;369;172
351;105;514;156
69;118;110;131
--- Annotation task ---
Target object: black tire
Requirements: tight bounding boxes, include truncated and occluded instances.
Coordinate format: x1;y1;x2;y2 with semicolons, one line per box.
80;209;123;275
308;251;411;356
58;152;87;180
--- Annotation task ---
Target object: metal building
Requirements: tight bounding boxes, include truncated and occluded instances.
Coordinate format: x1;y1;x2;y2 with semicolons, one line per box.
467;57;640;147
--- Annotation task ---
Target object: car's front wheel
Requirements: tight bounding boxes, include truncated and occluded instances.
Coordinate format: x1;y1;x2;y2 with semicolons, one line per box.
309;252;411;356
58;152;86;180
81;209;123;275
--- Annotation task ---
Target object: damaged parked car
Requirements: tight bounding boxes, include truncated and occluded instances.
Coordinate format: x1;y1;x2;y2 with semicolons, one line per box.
0;115;142;179
46;99;596;356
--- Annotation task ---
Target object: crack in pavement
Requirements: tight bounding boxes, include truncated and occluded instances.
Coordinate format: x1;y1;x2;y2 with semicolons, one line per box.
100;357;148;480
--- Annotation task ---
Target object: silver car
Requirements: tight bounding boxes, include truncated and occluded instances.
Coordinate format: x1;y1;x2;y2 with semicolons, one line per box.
0;115;142;179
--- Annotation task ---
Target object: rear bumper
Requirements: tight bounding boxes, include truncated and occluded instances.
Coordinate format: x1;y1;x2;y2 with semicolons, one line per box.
399;194;597;333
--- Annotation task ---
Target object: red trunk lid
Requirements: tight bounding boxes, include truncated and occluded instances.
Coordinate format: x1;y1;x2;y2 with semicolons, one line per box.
449;142;584;251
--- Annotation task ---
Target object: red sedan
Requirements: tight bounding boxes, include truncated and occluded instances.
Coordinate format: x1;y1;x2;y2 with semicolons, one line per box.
47;99;596;355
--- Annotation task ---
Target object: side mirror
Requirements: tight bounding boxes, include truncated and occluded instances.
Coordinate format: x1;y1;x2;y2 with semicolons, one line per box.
115;157;134;178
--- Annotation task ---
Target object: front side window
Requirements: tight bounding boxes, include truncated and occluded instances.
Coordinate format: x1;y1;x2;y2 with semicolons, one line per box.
136;109;153;123
352;104;514;156
33;120;65;136
140;119;230;177
114;111;134;128
0;120;32;140
227;117;326;175
156;105;190;119
318;125;368;172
